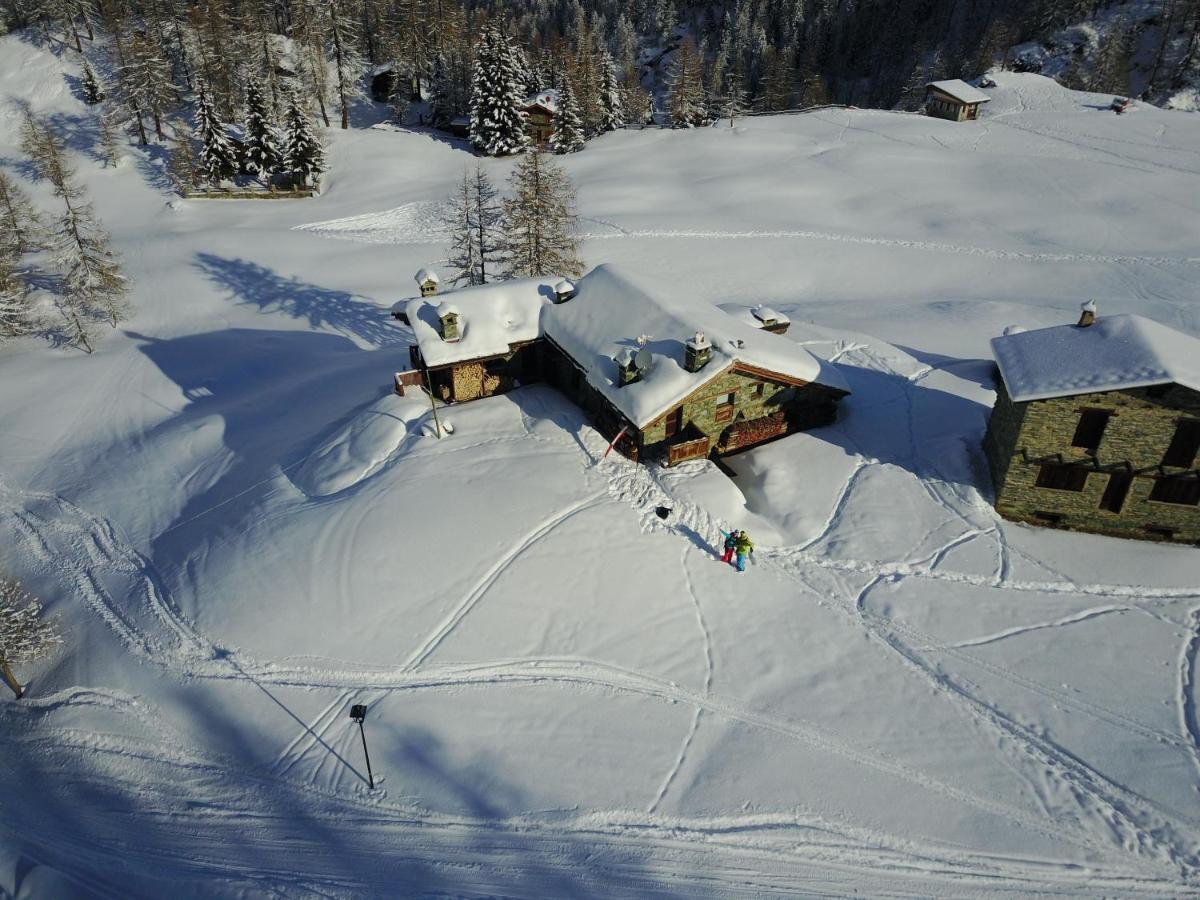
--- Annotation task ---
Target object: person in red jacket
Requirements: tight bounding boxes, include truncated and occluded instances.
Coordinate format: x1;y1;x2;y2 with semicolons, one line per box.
719;529;740;565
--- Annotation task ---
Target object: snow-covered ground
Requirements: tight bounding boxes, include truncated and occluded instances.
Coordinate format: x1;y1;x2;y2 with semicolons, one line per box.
3;34;1200;897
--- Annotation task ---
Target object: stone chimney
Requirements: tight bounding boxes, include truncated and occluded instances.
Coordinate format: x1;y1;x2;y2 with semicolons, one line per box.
553;279;575;304
615;347;640;386
1078;299;1097;327
437;301;461;342
416;268;440;297
684;331;711;373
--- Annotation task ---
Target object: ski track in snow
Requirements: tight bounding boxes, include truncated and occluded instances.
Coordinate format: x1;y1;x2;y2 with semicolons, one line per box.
293;205;1200;268
1179;607;1200;782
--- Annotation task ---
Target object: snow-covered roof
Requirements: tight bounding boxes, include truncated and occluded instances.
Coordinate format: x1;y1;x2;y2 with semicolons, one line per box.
728;305;791;330
991;314;1200;403
927;79;992;105
415;268;439;286
543;265;849;429
436;301;460;318
524;90;560;114
406;278;559;368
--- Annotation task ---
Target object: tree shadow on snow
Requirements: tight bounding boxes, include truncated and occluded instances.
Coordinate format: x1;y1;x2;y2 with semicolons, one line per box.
194;253;406;349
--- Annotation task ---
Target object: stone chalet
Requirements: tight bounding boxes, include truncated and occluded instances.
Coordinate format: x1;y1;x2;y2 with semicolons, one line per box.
924;79;991;122
983;303;1200;545
523;90;559;145
392;265;849;465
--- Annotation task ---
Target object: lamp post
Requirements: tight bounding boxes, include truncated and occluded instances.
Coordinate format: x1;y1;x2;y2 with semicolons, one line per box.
349;703;375;789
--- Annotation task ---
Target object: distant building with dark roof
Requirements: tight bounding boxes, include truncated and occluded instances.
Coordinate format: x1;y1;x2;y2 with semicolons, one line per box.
983;303;1200;544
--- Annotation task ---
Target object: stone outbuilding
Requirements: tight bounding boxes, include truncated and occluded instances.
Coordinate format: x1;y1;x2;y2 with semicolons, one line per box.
924;79;991;121
983;304;1200;544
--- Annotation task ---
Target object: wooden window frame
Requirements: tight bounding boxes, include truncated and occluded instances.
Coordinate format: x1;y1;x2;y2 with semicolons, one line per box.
714;391;736;423
664;406;683;439
1035;463;1088;492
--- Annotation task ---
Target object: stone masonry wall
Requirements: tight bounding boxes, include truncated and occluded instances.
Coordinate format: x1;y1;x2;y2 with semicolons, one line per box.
991;383;1200;543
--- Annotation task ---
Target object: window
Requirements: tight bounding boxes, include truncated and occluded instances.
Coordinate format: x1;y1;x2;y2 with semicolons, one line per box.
1098;471;1132;513
752;383;765;399
664;407;683;439
1145;525;1176;540
1162;420;1200;469
1036;463;1088;492
1034;511;1065;524
1149;477;1200;506
1071;409;1111;451
715;391;736;423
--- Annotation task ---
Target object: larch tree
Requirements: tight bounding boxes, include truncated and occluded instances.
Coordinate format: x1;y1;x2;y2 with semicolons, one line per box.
666;37;709;127
195;83;239;185
326;0;367;129
469;25;530;157
121;29;179;141
283;89;326;188
97;105;125;168
22;113;130;350
243;77;282;179
501;148;583;279
0;577;63;700
0;249;36;338
0;171;45;257
442;164;502;286
292;0;333;127
550;71;585;154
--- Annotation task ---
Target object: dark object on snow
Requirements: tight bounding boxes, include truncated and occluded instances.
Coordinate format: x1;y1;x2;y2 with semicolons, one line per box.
978;76;996;89
655;506;672;520
349;704;375;788
1110;97;1132;114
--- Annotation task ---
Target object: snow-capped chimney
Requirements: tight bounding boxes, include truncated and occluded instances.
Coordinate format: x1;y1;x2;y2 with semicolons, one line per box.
553;279;575;304
416;268;440;297
437;301;461;342
684;331;711;373
616;347;640;386
1078;299;1097;327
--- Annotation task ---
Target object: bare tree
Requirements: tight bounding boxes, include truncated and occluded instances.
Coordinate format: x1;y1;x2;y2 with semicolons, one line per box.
0;171;45;256
502;149;583;279
0;577;63;699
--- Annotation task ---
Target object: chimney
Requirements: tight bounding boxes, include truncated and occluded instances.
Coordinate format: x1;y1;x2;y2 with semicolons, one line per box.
1078;299;1097;327
684;331;711;373
437;301;461;342
416;268;440;297
751;305;778;329
553;279;575;304
615;347;640;386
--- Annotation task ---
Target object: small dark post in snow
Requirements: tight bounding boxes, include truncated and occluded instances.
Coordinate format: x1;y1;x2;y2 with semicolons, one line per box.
349;703;375;788
655;506;672;520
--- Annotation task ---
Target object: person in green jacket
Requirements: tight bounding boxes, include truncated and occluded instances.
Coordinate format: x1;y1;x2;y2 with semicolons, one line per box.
734;532;754;572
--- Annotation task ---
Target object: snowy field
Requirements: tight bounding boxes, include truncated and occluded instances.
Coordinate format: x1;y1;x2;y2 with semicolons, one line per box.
3;34;1200;898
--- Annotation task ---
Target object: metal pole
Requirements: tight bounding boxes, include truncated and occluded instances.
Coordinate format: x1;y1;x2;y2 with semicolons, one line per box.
357;719;375;788
424;369;443;438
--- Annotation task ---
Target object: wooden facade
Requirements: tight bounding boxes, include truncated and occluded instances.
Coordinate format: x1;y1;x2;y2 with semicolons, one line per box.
983;379;1200;544
925;86;986;122
523;101;556;145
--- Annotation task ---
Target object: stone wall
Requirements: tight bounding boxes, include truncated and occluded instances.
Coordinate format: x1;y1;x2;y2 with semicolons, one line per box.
989;382;1200;544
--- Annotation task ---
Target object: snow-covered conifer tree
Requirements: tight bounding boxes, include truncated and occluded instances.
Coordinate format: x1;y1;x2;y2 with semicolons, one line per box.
97;106;125;168
502;148;583;279
0;577;63;699
597;48;623;132
326;0;367;129
80;58;106;105
469;26;529;157
550;72;585;154
243;77;282;179
283;89;326;188
120;29;179;141
195;84;239;185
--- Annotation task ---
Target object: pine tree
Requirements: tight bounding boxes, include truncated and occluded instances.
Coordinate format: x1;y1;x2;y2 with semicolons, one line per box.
0;577;63;699
80;58;106;105
502;149;583;279
550;72;585;154
469;26;530;157
597;48;623;132
97;105;125;168
195;83;239;185
283;89;326;188
0;171;45;257
719;63;750;126
243;77;282;179
166;119;199;191
666;37;709;127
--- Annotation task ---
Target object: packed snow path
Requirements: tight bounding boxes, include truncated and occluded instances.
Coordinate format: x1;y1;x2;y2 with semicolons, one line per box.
2;36;1200;896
